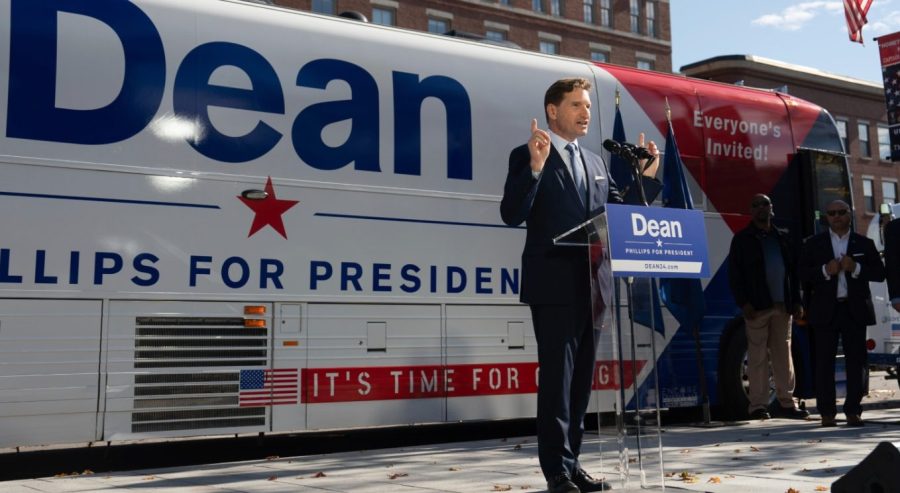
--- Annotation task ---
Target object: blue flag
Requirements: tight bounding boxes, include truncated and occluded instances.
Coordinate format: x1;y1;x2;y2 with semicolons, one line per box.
608;104;631;190
659;120;706;331
610;102;665;335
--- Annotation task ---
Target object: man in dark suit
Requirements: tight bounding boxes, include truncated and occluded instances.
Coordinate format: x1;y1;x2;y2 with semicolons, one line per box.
800;200;884;427
500;78;659;493
884;216;900;312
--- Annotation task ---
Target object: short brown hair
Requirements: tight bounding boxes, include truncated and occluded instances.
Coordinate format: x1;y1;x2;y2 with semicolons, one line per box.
544;77;592;122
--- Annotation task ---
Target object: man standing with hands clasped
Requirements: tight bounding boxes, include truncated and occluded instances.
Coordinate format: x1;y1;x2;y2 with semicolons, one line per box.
801;200;884;427
500;78;659;493
727;194;808;421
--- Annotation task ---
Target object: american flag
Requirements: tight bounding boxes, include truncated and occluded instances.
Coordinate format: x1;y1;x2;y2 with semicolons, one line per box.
239;368;299;407
844;0;873;45
883;64;900;124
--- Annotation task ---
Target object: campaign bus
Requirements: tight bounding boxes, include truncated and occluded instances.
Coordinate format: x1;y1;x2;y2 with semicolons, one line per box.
1;0;895;449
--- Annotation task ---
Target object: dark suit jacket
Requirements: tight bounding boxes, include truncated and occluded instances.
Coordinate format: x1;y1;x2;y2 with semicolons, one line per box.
884;218;900;300
800;231;885;327
500;142;660;305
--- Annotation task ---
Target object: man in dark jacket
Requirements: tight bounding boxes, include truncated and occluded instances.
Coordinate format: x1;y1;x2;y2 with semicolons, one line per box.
801;200;885;427
728;194;807;420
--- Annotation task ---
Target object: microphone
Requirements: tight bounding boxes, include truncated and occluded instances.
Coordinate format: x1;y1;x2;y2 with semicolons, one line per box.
603;139;656;172
603;139;653;160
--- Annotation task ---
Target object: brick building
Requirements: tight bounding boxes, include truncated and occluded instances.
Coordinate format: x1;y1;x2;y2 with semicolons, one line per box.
681;55;898;233
265;0;671;72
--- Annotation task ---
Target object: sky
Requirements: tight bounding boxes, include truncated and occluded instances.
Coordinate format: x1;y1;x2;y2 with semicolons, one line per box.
670;1;900;85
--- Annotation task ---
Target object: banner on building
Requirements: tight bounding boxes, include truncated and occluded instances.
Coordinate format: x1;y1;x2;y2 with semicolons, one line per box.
877;31;900;161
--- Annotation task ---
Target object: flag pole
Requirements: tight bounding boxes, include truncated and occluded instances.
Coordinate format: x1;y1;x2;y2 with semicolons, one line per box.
667;99;717;426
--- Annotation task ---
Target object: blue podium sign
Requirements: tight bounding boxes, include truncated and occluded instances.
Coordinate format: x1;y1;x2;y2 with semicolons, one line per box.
605;204;710;278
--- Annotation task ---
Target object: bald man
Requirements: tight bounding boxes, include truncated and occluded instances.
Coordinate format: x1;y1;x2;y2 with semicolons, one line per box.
800;200;884;427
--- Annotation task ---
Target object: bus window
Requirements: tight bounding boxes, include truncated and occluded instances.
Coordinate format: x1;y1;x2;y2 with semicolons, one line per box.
797;149;852;237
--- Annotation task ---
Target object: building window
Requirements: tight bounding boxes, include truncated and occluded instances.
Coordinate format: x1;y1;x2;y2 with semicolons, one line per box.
533;0;544;13
883;181;897;205
859;122;871;158
550;0;562;16
428;18;450;33
863;178;875;212
540;40;559;54
645;1;657;37
637;59;654;70
878;125;890;160
372;8;395;26
591;51;609;62
600;0;611;27
583;0;593;23
485;29;507;41
311;0;335;14
630;0;640;33
836;118;848;153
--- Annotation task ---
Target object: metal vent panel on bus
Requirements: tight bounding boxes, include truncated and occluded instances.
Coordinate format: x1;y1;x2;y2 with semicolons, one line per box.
129;314;275;433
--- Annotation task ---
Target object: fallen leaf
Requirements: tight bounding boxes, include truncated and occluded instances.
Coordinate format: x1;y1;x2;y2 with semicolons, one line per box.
143;476;156;481
750;446;760;452
265;455;279;461
267;476;277;481
313;471;327;478
680;449;691;454
815;487;829;491
708;477;722;483
513;443;522;450
787;488;800;493
82;470;94;475
772;466;784;471
491;485;512;491
388;473;408;480
449;467;461;471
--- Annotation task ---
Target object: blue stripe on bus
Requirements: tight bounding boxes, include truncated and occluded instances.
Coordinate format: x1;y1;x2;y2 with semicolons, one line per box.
315;212;524;229
0;191;220;209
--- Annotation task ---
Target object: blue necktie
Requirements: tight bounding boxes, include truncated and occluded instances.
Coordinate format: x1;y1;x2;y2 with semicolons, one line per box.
566;143;586;198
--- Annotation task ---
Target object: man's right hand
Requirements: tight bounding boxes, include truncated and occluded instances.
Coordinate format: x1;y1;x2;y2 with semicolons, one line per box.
825;259;841;276
528;119;551;173
742;303;757;321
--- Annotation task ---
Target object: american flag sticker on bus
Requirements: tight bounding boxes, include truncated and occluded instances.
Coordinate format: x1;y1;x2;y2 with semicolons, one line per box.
892;323;900;339
239;368;299;407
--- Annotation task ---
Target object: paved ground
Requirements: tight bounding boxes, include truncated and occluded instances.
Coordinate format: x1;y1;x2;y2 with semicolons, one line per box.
3;374;898;493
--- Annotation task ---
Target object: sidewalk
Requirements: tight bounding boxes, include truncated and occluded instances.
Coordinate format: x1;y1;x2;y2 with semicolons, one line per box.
3;384;899;493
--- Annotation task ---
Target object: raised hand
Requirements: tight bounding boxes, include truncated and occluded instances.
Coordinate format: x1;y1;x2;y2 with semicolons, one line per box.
637;132;660;178
528;118;552;173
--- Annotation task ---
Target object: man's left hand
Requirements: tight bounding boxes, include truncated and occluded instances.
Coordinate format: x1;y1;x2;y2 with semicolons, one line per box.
637;132;659;178
839;255;856;273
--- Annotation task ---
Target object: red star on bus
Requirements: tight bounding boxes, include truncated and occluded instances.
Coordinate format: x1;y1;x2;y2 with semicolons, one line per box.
238;176;298;239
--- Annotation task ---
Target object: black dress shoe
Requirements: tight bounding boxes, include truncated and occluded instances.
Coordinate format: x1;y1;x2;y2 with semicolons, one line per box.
749;408;770;420
547;473;580;493
573;468;611;492
846;414;865;427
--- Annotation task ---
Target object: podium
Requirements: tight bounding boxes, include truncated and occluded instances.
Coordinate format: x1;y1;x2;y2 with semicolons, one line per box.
554;211;666;490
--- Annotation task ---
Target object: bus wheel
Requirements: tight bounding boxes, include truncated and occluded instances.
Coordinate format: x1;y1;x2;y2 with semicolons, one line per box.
719;324;776;419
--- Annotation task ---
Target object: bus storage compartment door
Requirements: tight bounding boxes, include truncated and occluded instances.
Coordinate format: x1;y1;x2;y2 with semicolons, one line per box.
104;301;273;441
0;299;102;449
445;304;535;421
272;303;305;431
304;304;442;429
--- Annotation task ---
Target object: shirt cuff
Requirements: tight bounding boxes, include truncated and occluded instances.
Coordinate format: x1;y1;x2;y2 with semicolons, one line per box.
851;262;861;278
821;264;830;280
